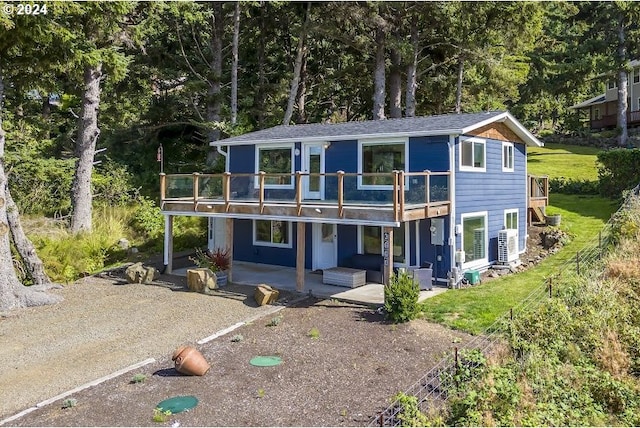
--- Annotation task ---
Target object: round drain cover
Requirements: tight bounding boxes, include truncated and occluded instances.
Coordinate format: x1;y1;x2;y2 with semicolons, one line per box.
249;356;282;367
156;395;198;414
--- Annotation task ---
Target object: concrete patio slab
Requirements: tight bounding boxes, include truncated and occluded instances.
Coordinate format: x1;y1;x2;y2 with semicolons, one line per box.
174;261;448;306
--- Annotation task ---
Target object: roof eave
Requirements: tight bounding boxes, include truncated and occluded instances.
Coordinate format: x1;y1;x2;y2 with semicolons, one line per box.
460;111;543;147
210;129;465;147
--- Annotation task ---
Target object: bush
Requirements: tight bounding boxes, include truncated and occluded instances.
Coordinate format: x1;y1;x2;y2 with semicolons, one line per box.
597;149;640;198
384;271;420;323
549;178;599;195
129;196;164;239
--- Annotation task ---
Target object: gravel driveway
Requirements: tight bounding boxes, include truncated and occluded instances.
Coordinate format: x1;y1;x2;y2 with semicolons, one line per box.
0;273;290;421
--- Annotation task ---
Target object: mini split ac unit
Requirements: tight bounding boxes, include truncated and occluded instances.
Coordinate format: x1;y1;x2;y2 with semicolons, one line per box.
498;229;519;263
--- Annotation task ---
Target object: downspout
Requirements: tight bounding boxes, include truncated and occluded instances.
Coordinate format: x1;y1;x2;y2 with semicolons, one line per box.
210;145;230;252
216;145;229;172
448;135;457;278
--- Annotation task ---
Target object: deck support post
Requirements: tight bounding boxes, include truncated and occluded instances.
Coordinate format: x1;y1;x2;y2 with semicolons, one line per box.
382;226;394;286
296;221;305;292
226;218;234;283
163;214;174;274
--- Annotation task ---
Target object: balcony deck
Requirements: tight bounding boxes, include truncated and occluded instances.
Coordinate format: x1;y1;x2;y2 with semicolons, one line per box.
160;170;451;225
591;110;640;129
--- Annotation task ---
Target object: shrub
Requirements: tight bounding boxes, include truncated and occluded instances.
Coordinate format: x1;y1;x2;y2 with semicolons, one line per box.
129;196;164;239
549;178;599;195
384;271;420;323
597;149;640;198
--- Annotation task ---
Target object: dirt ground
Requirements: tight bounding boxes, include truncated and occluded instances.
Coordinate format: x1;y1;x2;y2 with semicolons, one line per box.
2;271;474;427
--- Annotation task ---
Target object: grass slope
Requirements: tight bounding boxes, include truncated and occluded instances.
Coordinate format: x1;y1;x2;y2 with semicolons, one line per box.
421;195;617;334
527;143;601;181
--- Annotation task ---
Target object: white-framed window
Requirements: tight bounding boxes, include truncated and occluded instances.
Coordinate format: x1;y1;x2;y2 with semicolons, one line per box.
357;223;407;265
608;80;617;90
254;144;295;189
504;209;518;230
253;220;292;248
460;137;486;172
502;142;514;172
357;138;408;190
634;70;639;84
460;211;488;269
594;108;601;120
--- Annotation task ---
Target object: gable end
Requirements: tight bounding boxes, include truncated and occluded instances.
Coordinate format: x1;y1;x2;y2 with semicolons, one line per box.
467;123;524;144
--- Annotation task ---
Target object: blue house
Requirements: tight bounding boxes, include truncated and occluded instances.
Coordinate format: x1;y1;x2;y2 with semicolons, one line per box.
160;111;546;290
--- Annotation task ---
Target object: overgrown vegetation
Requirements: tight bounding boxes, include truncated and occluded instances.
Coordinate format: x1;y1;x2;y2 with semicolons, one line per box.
409;196;640;426
20;201;205;283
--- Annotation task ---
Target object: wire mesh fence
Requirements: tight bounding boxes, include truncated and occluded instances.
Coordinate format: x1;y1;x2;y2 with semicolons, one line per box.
369;184;640;427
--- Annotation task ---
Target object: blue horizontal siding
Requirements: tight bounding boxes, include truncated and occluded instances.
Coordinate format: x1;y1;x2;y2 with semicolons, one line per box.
233;219;312;269
455;136;527;266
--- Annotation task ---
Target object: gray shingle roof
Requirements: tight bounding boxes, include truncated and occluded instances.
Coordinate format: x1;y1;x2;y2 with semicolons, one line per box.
213;110;542;147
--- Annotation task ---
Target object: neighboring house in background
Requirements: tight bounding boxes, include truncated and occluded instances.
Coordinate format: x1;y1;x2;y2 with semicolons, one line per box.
160;111;546;290
570;59;640;130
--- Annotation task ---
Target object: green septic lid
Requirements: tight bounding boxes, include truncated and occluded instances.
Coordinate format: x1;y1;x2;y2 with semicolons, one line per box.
249;356;282;367
156;396;198;414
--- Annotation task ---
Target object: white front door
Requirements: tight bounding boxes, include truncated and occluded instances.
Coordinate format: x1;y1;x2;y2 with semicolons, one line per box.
312;223;337;270
302;143;324;200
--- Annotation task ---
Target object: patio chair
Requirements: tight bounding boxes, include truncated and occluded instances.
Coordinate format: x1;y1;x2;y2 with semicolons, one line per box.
413;268;433;291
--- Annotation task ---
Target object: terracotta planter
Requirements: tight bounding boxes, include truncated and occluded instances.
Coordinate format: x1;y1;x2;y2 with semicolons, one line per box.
172;346;210;376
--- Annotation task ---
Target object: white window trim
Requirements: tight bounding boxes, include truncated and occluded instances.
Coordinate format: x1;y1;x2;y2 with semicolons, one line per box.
459;137;486;172
254;144;295;190
634;71;640;84
253;220;293;248
357;137;409;190
608;80;617;90
502;142;514;172
594;108;600;120
504;208;519;230
357;224;410;267
460;211;488;270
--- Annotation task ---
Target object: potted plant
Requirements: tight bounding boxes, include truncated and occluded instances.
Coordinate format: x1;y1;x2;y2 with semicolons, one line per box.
189;247;231;286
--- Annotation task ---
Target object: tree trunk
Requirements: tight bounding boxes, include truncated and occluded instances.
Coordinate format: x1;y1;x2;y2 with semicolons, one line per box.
206;2;223;165
0;68;61;312
405;19;418;118
296;54;308;123
372;25;386;121
455;56;465;114
283;2;311;126
616;14;628;147
6;189;50;285
256;6;266;128
70;63;102;233
389;46;402;118
230;1;240;126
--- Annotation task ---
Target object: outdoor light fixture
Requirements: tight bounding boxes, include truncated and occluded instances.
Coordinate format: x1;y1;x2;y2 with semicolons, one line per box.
315;208;322;213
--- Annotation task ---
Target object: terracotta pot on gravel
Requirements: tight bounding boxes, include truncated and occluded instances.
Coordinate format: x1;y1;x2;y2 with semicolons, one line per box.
172;346;211;376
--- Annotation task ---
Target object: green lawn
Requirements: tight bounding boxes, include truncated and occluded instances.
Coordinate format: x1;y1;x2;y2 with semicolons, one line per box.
420;194;618;334
527;143;601;181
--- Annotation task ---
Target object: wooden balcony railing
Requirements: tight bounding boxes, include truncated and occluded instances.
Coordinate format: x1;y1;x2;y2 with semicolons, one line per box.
528;174;549;208
591;110;640;129
160;170;451;223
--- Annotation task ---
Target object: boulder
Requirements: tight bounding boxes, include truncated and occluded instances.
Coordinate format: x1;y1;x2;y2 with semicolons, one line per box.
125;262;159;284
187;268;217;294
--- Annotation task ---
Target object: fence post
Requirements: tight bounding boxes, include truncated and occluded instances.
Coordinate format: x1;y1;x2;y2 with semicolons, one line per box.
454;347;459;388
599;231;603;258
576;251;580;275
510;308;513;321
548;277;552;298
379;413;384;427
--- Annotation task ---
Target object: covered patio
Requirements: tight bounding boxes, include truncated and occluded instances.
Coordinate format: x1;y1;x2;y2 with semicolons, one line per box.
174;260;447;305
